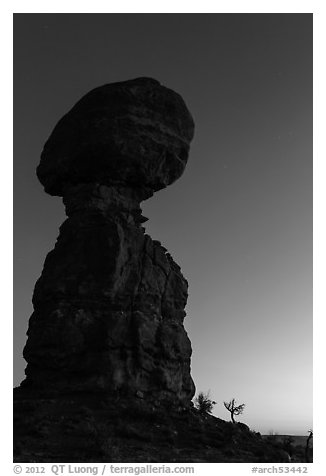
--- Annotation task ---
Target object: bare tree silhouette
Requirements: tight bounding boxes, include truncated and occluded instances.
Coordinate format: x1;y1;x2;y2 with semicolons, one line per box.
223;398;245;423
305;429;313;463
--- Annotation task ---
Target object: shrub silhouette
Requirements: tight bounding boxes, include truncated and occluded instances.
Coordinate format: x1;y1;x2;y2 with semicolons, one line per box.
194;391;216;414
223;398;245;423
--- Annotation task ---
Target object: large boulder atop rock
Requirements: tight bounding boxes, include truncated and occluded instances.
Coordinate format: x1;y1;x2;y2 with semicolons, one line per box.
37;77;195;197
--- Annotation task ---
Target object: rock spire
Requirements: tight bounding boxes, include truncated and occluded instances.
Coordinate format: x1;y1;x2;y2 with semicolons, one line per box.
22;77;195;406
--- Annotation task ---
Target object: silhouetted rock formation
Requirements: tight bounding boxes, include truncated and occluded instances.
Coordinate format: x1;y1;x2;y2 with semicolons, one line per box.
22;77;195;406
14;78;290;463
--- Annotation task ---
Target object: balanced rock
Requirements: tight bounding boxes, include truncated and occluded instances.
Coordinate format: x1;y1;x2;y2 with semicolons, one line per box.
14;79;292;464
37;77;194;198
22;77;195;406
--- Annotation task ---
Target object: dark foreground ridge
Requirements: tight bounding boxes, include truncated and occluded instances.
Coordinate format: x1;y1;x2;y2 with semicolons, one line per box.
14;78;289;462
14;391;291;463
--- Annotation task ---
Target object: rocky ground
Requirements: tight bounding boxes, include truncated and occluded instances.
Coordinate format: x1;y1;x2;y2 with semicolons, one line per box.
262;434;313;463
14;388;291;463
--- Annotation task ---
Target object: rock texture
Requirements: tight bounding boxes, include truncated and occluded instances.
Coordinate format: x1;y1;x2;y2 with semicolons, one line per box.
22;77;195;406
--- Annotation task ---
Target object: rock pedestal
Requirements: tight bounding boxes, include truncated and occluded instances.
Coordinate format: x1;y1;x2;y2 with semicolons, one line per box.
22;77;195;406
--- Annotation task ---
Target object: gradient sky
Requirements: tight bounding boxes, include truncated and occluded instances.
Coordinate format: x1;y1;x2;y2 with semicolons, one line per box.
14;13;312;435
